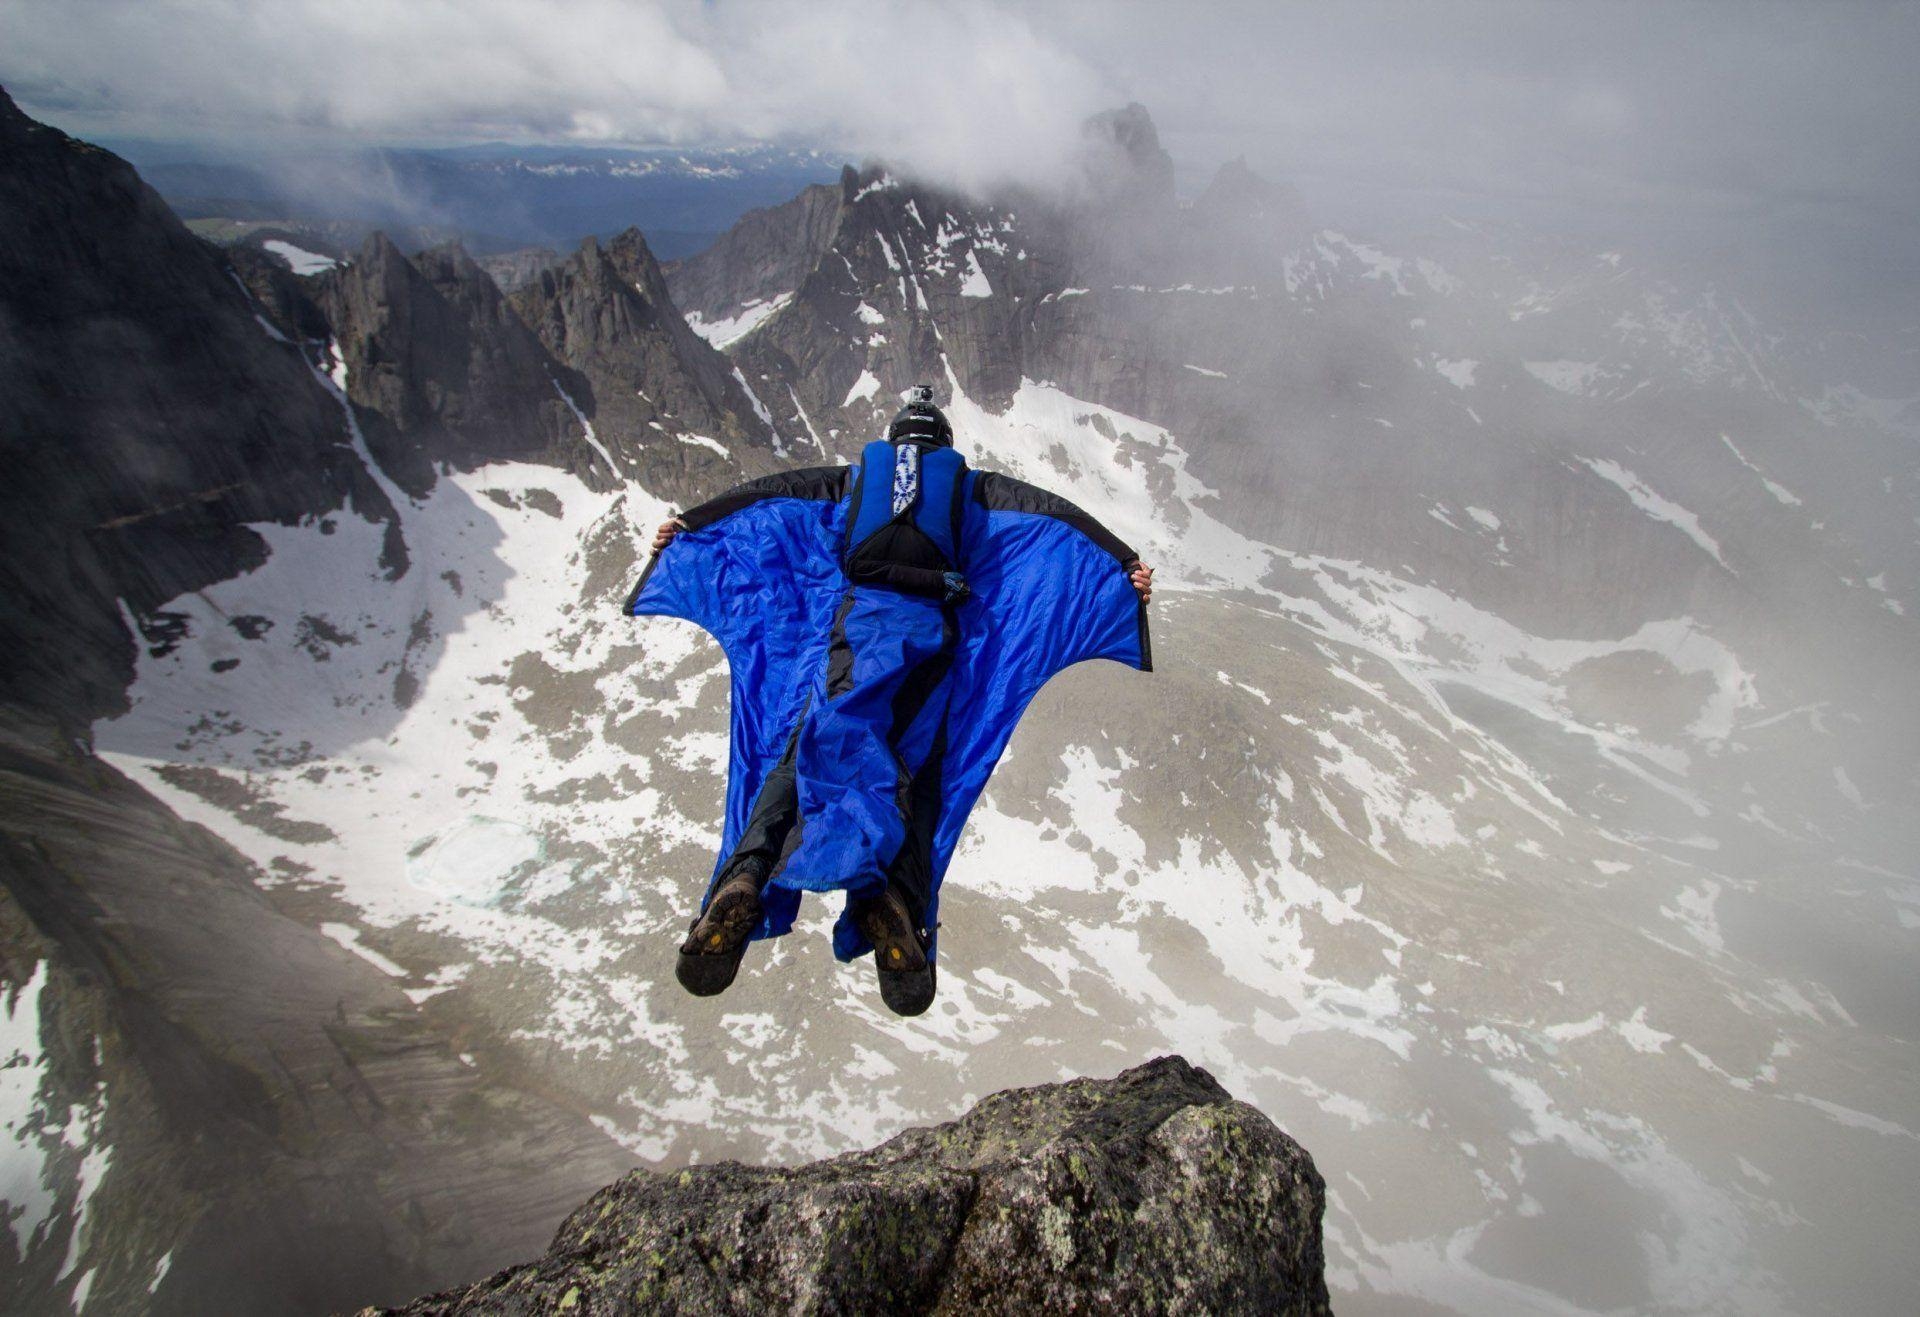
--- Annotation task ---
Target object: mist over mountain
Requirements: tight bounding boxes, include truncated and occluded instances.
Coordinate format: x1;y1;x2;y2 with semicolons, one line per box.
0;10;1917;1313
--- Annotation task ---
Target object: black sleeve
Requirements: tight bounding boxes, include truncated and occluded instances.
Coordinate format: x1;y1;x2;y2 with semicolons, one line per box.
677;465;851;531
971;470;1140;567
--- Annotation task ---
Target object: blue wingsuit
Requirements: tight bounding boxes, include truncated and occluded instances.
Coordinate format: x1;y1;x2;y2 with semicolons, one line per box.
625;436;1151;966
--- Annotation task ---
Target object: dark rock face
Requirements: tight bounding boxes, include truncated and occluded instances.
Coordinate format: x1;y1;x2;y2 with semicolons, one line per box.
0;85;358;728
374;1056;1332;1316
663;175;850;327
316;234;579;497
229;240;337;343
1074;102;1176;209
511;228;777;501
708;165;1071;434
0;91;771;1315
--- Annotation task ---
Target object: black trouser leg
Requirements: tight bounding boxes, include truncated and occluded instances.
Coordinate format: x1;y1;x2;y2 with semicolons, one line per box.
709;709;805;902
882;719;946;931
868;604;957;930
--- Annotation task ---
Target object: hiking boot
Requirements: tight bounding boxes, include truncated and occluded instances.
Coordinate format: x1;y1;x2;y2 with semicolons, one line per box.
851;885;936;1017
675;867;764;997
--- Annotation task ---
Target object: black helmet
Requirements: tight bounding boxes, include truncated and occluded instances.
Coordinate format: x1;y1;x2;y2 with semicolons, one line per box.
887;384;953;448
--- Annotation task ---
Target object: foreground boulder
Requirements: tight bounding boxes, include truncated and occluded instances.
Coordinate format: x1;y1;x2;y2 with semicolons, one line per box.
371;1055;1331;1316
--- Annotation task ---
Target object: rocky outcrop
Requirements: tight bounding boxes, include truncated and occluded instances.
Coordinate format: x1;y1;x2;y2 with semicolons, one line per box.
1073;102;1176;212
1188;156;1314;284
371;1056;1331;1316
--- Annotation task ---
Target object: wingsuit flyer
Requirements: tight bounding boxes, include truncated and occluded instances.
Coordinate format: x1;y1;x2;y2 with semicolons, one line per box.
629;385;1154;1016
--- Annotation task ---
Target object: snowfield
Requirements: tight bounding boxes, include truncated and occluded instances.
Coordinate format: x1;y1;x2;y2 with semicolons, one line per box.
88;372;1916;1315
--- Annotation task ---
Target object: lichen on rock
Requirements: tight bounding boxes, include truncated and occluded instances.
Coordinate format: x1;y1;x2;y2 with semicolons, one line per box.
370;1055;1331;1316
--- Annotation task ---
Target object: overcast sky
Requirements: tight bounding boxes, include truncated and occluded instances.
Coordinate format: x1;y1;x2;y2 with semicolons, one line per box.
6;1;1917;312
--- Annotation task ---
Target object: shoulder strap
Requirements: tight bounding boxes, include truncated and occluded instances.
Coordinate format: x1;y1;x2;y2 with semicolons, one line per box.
845;439;898;552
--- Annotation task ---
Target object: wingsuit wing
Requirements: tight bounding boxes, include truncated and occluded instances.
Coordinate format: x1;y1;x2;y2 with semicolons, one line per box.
921;471;1152;939
623;467;850;890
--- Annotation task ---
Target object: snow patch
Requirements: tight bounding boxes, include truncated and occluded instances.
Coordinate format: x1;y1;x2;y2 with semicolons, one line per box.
261;239;337;276
2;961;57;1252
843;370;881;409
685;292;792;350
1525;360;1603;395
958;250;992;298
321;923;407;977
1577;458;1730;571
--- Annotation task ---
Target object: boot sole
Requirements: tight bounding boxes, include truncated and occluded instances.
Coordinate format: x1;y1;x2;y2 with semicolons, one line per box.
675;884;762;997
855;900;936;1017
878;961;936;1017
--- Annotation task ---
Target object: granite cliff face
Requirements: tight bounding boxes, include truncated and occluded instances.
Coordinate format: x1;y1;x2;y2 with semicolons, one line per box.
314;234;580;499
373;1057;1331;1317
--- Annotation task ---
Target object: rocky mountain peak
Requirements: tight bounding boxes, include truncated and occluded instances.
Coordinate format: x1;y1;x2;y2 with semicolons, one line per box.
604;225;669;292
372;1057;1332;1316
1075;101;1176;209
512;230;777;500
1198;154;1301;222
528;232;666;338
1;83;32;129
1189;153;1313;279
319;231;573;497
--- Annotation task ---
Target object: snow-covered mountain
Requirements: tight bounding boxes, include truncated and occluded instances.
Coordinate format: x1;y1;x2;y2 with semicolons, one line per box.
5;91;1917;1314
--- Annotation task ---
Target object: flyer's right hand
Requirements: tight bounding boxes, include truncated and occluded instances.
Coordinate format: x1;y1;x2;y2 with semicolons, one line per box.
1130;560;1155;604
653;517;686;552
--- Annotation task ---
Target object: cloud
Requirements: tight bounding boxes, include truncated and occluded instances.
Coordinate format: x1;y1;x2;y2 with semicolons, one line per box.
0;0;1117;191
5;0;1918;313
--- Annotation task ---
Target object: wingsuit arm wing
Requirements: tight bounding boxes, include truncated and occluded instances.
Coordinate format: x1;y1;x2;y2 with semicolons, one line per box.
971;470;1146;573
964;470;1151;673
624;465;852;885
924;471;1152;904
623;465;850;625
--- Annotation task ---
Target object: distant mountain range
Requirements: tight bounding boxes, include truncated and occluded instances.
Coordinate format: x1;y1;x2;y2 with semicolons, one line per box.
102;138;849;258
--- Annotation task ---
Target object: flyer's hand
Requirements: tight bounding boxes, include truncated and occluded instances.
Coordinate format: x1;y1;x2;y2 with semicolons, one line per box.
1130;561;1155;604
653;517;686;552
